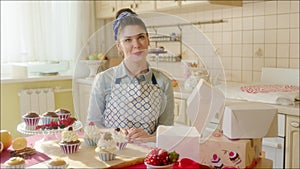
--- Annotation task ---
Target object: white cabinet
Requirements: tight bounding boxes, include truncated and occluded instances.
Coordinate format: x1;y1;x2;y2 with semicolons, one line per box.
155;0;180;11
117;1;155;13
174;98;188;126
95;1;117;19
78;83;92;125
285;115;300;169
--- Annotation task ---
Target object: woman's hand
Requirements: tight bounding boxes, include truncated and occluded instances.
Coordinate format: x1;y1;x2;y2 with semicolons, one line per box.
125;128;156;143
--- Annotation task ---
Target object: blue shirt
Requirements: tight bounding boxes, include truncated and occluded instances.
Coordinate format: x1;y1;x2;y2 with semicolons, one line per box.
87;61;174;129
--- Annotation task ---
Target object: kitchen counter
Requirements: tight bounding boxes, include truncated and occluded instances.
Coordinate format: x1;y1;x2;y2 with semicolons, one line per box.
1;74;72;84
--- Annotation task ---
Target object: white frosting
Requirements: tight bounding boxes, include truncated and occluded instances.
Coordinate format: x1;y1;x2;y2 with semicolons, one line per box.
96;132;117;153
61;130;78;142
112;131;127;143
84;125;100;139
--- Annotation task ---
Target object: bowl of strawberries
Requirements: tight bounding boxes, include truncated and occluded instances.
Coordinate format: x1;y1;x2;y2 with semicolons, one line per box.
144;148;179;169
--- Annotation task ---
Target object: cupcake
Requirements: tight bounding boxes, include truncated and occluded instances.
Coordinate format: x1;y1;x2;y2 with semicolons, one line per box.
112;128;128;150
41;111;59;125
95;132;117;161
22;112;40;130
47;158;68;169
4;157;26;168
55;108;71;120
211;154;223;169
59;126;81;154
83;121;101;146
229;151;241;165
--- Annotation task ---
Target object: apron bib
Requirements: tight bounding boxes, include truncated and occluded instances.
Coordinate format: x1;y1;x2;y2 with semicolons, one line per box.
104;74;163;134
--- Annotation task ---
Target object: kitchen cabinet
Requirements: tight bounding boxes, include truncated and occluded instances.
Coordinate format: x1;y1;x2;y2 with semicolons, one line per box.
95;1;117;19
78;82;92;125
174;98;189;126
155;0;180;11
285;115;300;169
134;0;156;13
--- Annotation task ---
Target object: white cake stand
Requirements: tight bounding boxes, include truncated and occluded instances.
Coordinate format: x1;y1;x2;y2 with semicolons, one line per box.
81;60;107;79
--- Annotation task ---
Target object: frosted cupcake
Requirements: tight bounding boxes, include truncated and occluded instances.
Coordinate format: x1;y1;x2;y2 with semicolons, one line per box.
47;158;68;169
112;128;128;150
4;157;26;169
22;112;40;130
55;108;71;120
59;126;81;154
83;121;101;146
41;111;59;125
95;132;117;161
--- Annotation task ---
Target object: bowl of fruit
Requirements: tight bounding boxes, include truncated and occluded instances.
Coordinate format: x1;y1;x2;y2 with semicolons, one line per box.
144;148;179;169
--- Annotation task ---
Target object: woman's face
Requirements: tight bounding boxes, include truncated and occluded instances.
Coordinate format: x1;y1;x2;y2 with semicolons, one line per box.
117;25;149;63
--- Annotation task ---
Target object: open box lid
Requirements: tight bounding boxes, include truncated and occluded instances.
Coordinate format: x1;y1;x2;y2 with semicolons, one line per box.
186;79;225;142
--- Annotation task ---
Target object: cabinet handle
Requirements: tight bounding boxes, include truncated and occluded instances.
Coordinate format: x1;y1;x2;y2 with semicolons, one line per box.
289;121;299;128
112;7;115;12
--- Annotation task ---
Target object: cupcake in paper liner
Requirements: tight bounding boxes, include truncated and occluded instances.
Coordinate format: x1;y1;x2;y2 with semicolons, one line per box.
22;112;40;130
47;158;69;169
112;128;128;150
95;132;118;161
4;157;26;169
229;151;241;165
55;108;71;120
59;126;81;154
211;154;223;169
41;111;59;125
83;121;101;146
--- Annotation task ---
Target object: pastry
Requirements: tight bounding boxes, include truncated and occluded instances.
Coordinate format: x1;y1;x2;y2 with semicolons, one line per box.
59;127;80;154
211;154;223;169
47;157;68;169
4;157;26;168
83;121;101;146
95;132;117;161
112;128;128;150
22;112;40;130
41;111;59;125
55;108;71;120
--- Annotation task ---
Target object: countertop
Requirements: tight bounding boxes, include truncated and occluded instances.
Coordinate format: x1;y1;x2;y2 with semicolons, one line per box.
1;74;72;84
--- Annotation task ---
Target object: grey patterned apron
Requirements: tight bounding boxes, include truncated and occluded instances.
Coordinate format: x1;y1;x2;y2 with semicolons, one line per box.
104;74;163;134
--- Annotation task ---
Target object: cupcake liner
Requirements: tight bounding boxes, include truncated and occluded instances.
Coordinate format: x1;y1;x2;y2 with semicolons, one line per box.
116;142;128;150
57;114;70;120
4;163;26;169
84;138;96;146
42;117;59;125
97;152;116;161
59;142;80;154
23;117;40;130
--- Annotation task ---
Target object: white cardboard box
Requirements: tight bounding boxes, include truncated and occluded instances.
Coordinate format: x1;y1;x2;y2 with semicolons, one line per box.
222;103;278;139
156;79;225;162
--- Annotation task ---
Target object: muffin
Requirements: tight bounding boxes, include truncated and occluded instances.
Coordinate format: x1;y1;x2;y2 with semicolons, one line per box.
22;112;40;130
95;132;117;161
83;121;101;146
41;111;59;125
59;126;81;154
112;128;128;150
47;158;68;169
4;157;26;168
55;108;71;120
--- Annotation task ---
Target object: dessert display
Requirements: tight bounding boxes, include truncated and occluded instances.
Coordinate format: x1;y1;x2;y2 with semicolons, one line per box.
47;158;68;169
36;117;76;130
112;128;128;150
4;157;26;168
22;112;40;130
95;132;118;161
59;127;81;154
55;108;71;120
41;111;59;125
144;148;179;168
83;121;101;146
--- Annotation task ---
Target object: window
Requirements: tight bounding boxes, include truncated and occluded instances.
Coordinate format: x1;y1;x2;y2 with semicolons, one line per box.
1;1;95;64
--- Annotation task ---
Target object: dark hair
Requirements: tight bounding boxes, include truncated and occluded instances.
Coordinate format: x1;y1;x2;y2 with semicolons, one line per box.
113;8;148;41
115;8;136;19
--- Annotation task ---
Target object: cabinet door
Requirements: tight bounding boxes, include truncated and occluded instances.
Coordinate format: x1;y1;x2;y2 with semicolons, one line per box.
95;1;117;19
174;98;187;125
155;0;180;11
285;115;300;168
116;1;134;11
134;0;155;13
78;84;92;125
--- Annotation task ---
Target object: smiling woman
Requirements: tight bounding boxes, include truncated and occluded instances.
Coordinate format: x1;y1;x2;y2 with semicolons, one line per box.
1;1;95;65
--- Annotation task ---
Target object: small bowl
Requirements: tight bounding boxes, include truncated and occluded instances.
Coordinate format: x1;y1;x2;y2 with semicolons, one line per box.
144;162;174;169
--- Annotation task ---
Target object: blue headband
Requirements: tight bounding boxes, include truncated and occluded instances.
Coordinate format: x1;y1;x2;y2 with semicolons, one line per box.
113;11;136;41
